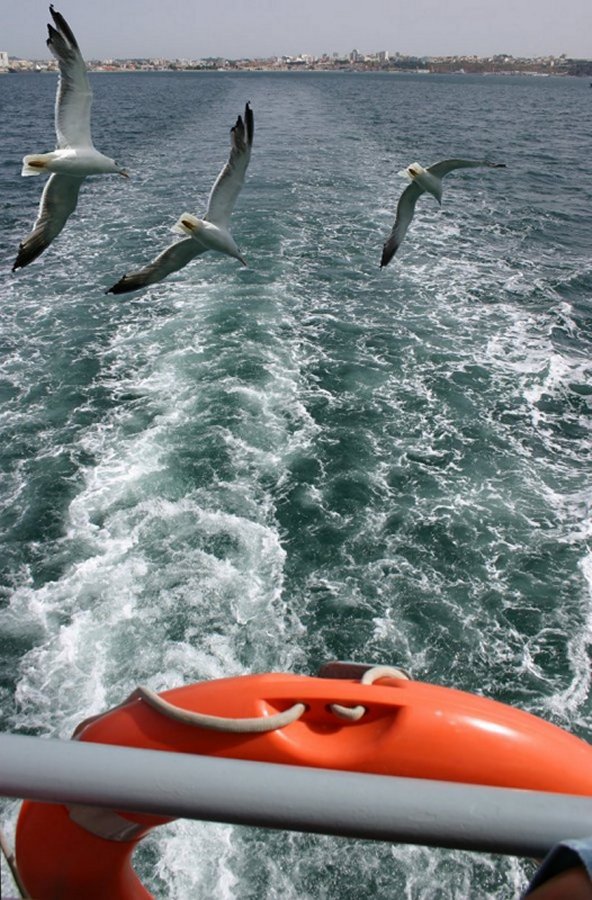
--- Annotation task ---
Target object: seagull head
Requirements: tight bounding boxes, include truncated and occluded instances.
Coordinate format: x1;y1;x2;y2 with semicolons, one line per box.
398;162;425;181
172;214;203;237
399;162;443;205
112;160;129;178
99;152;129;178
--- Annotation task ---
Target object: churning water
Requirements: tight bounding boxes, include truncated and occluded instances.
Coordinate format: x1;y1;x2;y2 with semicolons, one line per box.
1;70;592;898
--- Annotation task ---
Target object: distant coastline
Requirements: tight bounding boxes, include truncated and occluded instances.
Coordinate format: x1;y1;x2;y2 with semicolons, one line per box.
3;50;592;78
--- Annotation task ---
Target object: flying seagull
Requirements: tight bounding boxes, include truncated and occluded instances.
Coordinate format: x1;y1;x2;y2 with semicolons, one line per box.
380;159;505;268
107;103;254;295
13;5;128;271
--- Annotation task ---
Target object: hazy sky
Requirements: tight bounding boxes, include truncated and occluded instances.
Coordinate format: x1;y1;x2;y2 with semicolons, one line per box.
4;0;592;60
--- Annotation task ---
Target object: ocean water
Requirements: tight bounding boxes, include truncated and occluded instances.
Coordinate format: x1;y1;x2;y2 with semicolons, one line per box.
1;69;592;898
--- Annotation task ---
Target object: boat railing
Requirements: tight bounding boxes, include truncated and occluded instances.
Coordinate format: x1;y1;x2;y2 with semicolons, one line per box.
0;731;591;859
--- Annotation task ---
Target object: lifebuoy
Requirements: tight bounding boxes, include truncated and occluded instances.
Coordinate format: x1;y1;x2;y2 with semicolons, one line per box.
15;666;592;899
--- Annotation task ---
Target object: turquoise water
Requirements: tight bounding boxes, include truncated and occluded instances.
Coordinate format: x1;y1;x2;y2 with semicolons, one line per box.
1;70;592;898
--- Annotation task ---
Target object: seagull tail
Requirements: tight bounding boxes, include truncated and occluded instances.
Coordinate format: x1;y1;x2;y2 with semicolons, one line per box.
171;213;200;236
22;154;52;177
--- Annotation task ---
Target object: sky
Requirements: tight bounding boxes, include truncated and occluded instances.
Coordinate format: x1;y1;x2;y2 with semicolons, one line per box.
3;0;592;61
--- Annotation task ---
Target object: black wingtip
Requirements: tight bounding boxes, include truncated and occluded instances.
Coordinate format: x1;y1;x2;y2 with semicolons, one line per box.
12;246;29;271
245;101;254;144
230;102;253;146
48;5;79;49
106;276;141;295
12;234;50;270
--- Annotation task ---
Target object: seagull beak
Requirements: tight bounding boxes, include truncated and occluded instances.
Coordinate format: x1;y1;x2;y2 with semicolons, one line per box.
119;170;129;179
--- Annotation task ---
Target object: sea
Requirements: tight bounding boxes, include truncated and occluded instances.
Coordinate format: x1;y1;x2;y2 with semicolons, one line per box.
1;69;591;899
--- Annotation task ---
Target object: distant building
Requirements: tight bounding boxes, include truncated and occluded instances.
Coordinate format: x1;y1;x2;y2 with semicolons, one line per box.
0;51;9;70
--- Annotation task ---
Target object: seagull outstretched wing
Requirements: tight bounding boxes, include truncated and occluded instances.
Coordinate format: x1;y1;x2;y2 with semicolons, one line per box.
47;4;93;149
13;174;83;270
380;182;423;268
427;159;505;178
106;239;207;295
205;102;254;228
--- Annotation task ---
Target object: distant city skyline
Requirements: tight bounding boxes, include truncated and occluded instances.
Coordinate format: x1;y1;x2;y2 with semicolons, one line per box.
4;0;592;61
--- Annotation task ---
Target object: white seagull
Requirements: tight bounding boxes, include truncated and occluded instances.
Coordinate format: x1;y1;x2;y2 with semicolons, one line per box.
107;103;254;295
13;5;128;271
380;158;505;268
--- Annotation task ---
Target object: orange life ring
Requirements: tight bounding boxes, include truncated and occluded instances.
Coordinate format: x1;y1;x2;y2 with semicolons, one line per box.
15;667;592;899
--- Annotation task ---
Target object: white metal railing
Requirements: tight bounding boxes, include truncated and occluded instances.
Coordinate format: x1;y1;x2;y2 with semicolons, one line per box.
1;732;591;857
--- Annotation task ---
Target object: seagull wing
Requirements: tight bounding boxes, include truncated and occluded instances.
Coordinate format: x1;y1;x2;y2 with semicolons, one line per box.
47;5;93;149
380;181;424;268
13;173;84;270
204;103;254;228
427;159;506;178
106;239;207;294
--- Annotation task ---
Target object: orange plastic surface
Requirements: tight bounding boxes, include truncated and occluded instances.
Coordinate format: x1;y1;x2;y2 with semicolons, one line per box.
16;672;592;898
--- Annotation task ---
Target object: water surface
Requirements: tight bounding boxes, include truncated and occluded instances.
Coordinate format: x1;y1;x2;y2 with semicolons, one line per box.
1;70;592;898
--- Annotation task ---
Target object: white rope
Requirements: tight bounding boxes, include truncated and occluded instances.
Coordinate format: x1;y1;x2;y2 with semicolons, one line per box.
329;665;410;721
361;665;410;685
135;666;410;732
136;686;307;733
329;703;366;721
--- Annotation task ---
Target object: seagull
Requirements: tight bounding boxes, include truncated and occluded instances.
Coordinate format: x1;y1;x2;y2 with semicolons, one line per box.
107;103;254;295
380;159;505;268
13;5;128;271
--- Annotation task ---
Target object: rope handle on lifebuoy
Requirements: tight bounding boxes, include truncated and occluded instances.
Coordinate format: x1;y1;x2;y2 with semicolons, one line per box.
71;665;410;739
135;665;409;731
330;665;409;721
134;685;307;733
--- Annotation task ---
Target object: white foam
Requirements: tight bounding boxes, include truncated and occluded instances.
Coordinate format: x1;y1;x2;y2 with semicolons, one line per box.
543;551;592;720
4;72;592;899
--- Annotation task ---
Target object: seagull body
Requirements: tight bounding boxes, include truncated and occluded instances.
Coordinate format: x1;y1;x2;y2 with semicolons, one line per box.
13;5;127;271
380;158;505;268
172;215;246;264
107;103;254;295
